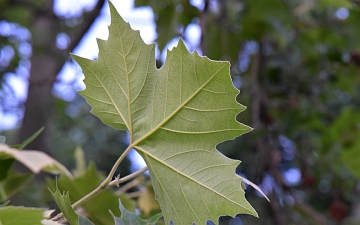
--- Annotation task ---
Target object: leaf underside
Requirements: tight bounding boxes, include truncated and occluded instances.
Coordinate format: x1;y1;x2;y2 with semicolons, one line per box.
72;2;257;225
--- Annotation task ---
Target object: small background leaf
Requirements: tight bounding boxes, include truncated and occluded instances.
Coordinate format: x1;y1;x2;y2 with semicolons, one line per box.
0;144;72;177
1;173;33;200
18;127;44;150
72;146;87;177
110;199;162;225
0;206;48;225
138;182;160;217
49;185;95;225
49;185;82;225
47;163;135;225
0;159;14;182
78;216;96;225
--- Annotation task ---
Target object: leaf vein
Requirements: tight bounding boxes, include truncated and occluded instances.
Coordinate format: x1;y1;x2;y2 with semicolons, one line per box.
132;63;228;146
178;173;201;223
124;32;138;57
162;150;218;161
160;127;247;134
81;93;112;105
130;45;154;104
184;106;239;112
189;164;231;177
203;88;232;94
80;64;128;128
143;153;182;224
117;25;134;141
199;184;212;218
177;113;200;123
92;111;120;116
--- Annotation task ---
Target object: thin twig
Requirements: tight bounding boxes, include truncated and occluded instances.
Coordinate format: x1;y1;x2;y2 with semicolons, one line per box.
115;177;142;195
268;194;287;225
71;146;133;208
109;166;148;187
294;198;330;225
53;145;134;221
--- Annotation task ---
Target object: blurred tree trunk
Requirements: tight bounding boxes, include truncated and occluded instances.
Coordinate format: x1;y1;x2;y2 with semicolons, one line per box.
18;0;105;154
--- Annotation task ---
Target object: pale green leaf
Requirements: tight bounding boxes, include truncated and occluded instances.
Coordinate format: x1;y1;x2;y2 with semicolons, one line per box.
0;206;56;225
49;186;80;225
19;127;44;150
0;144;72;177
138;182;160;216
72;146;87;177
72;2;257;225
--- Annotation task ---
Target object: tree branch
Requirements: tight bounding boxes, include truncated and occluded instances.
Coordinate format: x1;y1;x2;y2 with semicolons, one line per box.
67;0;106;52
55;0;106;75
294;198;330;225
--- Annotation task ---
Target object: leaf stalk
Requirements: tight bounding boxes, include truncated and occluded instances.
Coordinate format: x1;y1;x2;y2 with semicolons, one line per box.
52;146;148;221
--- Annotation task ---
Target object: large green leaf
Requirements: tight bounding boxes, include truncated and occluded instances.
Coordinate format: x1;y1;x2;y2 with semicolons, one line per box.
72;2;257;225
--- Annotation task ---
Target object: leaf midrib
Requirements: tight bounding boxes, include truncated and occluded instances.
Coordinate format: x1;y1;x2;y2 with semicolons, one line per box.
80;63;128;129
117;22;134;143
145;153;183;224
131;62;228;147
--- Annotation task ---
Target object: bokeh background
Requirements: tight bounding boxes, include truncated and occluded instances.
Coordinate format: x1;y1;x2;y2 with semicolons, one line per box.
1;0;360;224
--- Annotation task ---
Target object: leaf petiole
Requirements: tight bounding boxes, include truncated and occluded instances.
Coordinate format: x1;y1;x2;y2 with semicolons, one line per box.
52;146;147;221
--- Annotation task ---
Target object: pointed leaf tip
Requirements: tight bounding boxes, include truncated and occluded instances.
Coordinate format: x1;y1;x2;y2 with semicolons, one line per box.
49;185;95;225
